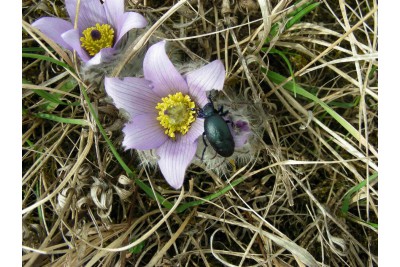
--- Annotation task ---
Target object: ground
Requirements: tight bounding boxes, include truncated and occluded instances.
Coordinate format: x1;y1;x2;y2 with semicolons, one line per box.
22;0;378;266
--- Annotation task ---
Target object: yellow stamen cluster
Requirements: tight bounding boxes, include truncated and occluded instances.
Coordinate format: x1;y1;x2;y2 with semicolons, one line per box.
156;92;196;138
80;23;114;56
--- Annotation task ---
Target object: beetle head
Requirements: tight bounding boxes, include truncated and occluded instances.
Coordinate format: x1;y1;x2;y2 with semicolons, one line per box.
199;103;216;118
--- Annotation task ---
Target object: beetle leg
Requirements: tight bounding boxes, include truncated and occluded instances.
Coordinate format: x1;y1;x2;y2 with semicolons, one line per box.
201;133;208;161
197;109;204;118
217;105;228;116
207;94;214;106
217;105;230;117
220;110;229;117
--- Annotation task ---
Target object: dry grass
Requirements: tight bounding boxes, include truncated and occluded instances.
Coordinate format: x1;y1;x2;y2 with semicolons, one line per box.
22;0;378;266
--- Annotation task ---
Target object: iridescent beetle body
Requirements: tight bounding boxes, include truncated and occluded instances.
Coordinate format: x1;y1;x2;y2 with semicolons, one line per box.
197;96;235;159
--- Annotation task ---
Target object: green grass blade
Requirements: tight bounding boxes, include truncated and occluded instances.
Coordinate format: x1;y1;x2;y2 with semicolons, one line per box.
34;90;66;105
34;113;89;126
81;85;133;176
22;52;72;71
269;48;297;96
346;213;378;230
265;0;320;43
176;176;246;213
22;47;53;53
35;182;44;224
22;78;33;84
38;79;80;111
368;65;378;80
24;139;34;147
22;78;71;107
341;172;378;216
134;179;173;210
31;89;72;106
266;70;361;142
129;239;146;254
286;2;320;29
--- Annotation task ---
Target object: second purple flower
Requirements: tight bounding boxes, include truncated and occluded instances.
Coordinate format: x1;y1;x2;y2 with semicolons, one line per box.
32;0;147;65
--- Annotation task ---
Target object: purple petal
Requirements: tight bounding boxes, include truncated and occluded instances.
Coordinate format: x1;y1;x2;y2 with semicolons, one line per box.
114;12;148;44
157;137;198;189
186;60;226;102
103;0;124;28
85;47;115;66
229;120;252;148
186;118;204;143
104;77;160;117
143;41;189;97
233;131;251;148
61;29;90;62
122;114;168;150
32;17;74;50
65;0;108;31
189;84;208;108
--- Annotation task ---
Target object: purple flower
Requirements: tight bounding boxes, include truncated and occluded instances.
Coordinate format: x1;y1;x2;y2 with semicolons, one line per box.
32;0;147;66
104;41;226;189
229;119;252;148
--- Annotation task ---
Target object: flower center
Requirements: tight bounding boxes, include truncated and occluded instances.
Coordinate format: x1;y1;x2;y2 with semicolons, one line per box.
156;92;196;138
80;23;114;56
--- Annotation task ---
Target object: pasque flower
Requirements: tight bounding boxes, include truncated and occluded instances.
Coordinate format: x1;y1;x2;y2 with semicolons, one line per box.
32;0;147;65
230;119;251;148
104;41;226;189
